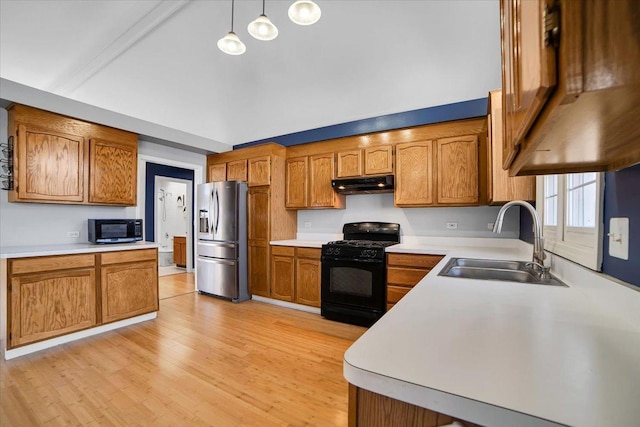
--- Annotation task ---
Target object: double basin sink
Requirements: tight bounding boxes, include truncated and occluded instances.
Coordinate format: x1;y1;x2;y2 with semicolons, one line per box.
438;257;567;287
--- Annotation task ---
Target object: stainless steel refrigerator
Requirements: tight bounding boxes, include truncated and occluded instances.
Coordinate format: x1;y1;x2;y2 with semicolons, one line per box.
196;181;250;302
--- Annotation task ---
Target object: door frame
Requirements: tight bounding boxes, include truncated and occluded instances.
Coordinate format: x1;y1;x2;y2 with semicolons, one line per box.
137;154;203;273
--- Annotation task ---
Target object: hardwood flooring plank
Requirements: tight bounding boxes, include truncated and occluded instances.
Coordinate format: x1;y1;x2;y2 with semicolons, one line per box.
1;288;366;426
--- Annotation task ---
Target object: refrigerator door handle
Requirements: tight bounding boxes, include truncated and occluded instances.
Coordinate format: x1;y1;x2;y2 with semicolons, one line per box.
214;188;220;236
198;257;236;266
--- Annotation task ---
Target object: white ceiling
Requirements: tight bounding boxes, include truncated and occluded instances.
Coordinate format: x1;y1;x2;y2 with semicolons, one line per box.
0;0;501;151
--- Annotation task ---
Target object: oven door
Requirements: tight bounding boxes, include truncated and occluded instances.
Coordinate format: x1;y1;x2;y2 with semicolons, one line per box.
321;257;386;311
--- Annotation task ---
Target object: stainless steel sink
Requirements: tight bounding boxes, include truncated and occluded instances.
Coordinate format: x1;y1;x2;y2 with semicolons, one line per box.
438;258;568;287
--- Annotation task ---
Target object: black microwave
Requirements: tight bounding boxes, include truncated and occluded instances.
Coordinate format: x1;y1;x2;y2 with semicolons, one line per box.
88;219;143;244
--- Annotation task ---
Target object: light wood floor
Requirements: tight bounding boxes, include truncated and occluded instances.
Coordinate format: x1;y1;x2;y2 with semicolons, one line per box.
158;271;196;300
0;273;366;426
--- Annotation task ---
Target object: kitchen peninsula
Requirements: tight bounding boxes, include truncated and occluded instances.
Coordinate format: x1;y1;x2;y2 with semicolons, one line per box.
344;239;640;427
0;242;159;359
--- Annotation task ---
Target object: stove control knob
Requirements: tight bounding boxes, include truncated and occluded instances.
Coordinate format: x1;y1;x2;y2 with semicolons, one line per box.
360;249;377;258
326;247;341;256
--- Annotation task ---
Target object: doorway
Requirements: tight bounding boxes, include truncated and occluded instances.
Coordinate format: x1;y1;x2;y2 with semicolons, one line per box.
139;158;200;276
155;176;192;275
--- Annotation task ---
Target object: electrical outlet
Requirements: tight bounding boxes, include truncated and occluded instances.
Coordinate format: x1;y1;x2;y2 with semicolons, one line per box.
488;222;495;230
67;231;80;238
304;221;312;228
446;222;458;230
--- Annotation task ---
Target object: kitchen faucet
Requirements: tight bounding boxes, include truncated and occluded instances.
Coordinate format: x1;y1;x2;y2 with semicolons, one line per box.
493;200;550;279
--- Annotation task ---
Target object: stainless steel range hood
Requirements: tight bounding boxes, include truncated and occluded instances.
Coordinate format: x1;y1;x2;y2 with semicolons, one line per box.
331;175;394;195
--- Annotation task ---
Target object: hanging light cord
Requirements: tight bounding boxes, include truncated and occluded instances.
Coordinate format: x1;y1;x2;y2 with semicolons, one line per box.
262;0;266;15
231;0;235;32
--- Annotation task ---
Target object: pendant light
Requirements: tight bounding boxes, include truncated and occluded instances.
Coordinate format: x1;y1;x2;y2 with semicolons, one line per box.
218;0;246;55
248;0;278;41
288;0;321;26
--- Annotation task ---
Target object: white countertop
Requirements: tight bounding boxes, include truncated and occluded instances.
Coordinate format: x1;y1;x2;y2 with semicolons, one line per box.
0;241;159;258
270;239;325;248
343;241;640;427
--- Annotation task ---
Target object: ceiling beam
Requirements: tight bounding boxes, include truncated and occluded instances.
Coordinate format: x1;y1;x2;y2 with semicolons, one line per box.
47;0;190;96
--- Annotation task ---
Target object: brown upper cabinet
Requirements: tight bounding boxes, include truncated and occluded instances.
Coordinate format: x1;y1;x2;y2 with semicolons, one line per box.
395;135;480;207
227;159;248;181
436;135;479;205
7;104;138;206
89;137;137;205
336;149;363;178
501;0;640;175
248;156;271;186
336;146;393;178
364;146;393;175
394;141;433;206
285;156;309;208
487;90;535;204
285;153;345;210
208;163;227;182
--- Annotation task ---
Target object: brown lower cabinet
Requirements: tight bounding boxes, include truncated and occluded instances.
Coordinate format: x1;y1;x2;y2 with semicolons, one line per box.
173;236;187;267
270;246;321;307
386;253;444;310
349;384;478;427
100;249;159;324
7;248;158;349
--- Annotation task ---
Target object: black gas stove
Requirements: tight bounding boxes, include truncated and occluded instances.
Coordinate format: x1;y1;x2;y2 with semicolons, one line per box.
321;222;400;327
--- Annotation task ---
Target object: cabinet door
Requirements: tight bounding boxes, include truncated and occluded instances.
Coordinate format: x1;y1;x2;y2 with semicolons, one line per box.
501;0;557;167
248;156;271;186
309;153;342;208
336;149;362;177
248;187;271;296
285;156;309;208
227;159;248;181
436;135;479;205
89;138;137;205
364;146;393;175
10;268;96;348
208;163;227;182
16;124;85;202
271;255;295;302
488;90;535;203
295;257;321;307
173;236;186;267
394;141;433;206
101;260;158;324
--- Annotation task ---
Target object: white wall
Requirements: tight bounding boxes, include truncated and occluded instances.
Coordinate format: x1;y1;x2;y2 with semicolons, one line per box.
297;194;520;239
0;108;207;248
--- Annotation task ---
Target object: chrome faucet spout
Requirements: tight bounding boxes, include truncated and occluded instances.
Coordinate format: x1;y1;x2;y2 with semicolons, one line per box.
493;201;547;268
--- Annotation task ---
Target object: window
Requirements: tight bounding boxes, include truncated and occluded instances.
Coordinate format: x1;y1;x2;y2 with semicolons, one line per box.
536;173;604;270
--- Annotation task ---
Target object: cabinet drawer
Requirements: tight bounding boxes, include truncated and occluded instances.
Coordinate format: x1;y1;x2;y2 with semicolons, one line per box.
295;247;321;259
387;267;428;287
10;254;95;275
272;245;295;256
387;285;412;304
387;253;443;269
101;249;157;265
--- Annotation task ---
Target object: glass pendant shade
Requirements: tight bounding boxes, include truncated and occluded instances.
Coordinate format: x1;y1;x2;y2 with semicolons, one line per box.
288;0;321;25
248;14;278;40
217;31;246;55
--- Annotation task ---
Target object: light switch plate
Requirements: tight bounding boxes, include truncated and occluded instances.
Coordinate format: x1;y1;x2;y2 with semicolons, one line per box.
609;217;629;260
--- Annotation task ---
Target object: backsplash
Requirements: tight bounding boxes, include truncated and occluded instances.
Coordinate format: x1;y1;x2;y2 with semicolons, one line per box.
297;193;519;239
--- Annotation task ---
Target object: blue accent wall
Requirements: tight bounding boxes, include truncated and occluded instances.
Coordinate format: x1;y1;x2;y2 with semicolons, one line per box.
602;163;640;286
233;98;487;149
